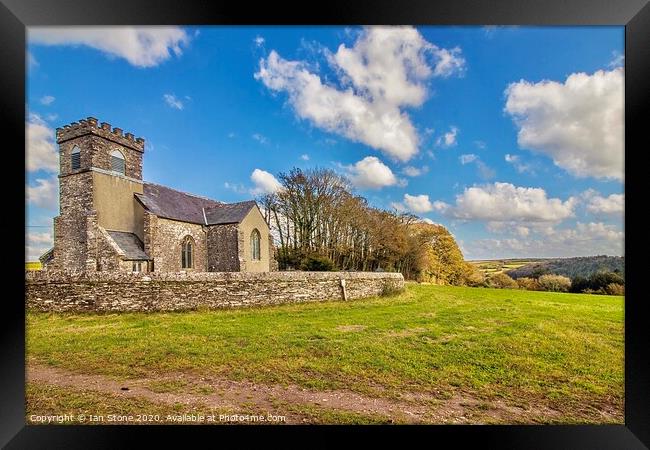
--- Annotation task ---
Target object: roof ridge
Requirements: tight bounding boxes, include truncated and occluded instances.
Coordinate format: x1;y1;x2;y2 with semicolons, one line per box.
144;181;223;203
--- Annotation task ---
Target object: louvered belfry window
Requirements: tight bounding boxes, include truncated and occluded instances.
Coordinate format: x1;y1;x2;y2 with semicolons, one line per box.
71;146;81;170
110;149;126;175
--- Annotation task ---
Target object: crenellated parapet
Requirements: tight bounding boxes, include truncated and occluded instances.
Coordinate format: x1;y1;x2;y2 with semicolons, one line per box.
56;116;145;152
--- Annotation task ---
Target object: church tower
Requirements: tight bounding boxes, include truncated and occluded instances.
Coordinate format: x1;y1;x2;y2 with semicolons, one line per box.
49;117;145;272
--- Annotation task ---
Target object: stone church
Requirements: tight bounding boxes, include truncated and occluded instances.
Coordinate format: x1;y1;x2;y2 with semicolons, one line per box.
40;117;275;273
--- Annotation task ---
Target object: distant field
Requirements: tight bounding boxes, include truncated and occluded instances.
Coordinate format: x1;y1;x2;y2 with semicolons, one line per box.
26;284;623;424
469;259;547;275
26;261;42;271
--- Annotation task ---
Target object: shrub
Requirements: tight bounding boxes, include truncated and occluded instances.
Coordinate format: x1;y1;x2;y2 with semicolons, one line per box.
537;274;572;292
486;272;518;289
604;283;625;296
516;277;540;291
464;270;486;287
300;254;335;271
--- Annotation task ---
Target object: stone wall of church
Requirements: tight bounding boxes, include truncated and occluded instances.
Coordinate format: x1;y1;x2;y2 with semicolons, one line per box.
26;271;405;312
206;224;240;272
148;217;207;272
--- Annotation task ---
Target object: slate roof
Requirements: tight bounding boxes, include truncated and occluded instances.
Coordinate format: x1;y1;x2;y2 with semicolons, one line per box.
106;231;150;260
134;182;257;226
134;182;224;224
204;201;257;225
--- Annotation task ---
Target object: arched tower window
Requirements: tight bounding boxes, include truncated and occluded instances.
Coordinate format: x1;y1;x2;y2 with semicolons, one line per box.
181;236;194;269
71;146;81;170
110;149;126;175
251;229;261;261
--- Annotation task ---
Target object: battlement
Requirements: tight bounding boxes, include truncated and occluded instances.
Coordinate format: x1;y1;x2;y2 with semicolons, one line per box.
56;116;145;152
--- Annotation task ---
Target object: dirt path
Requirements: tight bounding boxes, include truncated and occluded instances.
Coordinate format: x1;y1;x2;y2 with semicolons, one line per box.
26;363;570;424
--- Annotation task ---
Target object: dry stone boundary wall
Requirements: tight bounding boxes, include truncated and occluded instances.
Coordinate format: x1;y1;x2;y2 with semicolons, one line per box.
25;271;404;312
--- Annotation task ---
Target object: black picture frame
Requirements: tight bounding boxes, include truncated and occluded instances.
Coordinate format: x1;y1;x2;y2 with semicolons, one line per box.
2;0;648;447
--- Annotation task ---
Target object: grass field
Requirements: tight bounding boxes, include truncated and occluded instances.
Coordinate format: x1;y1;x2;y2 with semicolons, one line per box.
26;284;624;424
469;259;545;276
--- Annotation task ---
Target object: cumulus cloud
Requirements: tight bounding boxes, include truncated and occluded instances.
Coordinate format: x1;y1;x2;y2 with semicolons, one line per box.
300;154;310;161
255;26;465;162
505;68;624;180
504;153;533;174
26;113;58;173
26;229;54;262
250;169;283;195
345;156;401;189
459;154;477;165
403;194;434;213
435;182;576;224
402;165;428;177
254;36;265;47
28;26;190;68
584;191;624;215
39;95;55;105
436;126;458;148
391;193;448;214
465;222;623;259
460;154;495;179
26;177;58;209
163;93;184;110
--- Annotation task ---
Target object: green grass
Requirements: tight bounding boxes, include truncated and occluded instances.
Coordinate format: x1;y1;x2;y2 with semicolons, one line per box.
27;284;624;423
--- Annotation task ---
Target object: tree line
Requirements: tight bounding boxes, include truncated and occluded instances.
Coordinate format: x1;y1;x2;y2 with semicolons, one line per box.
257;167;476;283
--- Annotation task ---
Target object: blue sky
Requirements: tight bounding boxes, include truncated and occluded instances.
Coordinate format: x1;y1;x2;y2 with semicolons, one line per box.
25;26;624;260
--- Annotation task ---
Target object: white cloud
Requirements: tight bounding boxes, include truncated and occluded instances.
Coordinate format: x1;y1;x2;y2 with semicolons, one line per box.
504;153;533;174
402;165;428;177
436;126;458;148
254;36;265;47
345;156;400;189
255;26;465;162
250;169;282;195
26;229;54;262
460;154;495;179
26;113;58;173
584;191;624;215
608;51;624;68
403;193;433;213
163;93;184;110
476;161;496;180
459;154;477;165
252;133;269;145
39;95;55;105
26;177;58;209
224;181;248;194
391;194;449;215
436;182;576;224
505;68;623;180
433;47;466;77
465;222;623;259
300;154;310;161
29;26;190;68
474;140;487;150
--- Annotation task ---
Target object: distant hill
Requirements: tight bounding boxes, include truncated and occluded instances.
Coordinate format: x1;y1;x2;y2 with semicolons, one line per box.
506;256;624;280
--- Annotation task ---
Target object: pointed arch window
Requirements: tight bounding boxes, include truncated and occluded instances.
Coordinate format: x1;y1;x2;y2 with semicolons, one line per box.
71;146;81;170
181;237;194;269
110;149;126;175
251;229;261;261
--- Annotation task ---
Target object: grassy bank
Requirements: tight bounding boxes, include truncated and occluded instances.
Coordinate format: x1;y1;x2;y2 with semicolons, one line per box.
27;284;624;423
